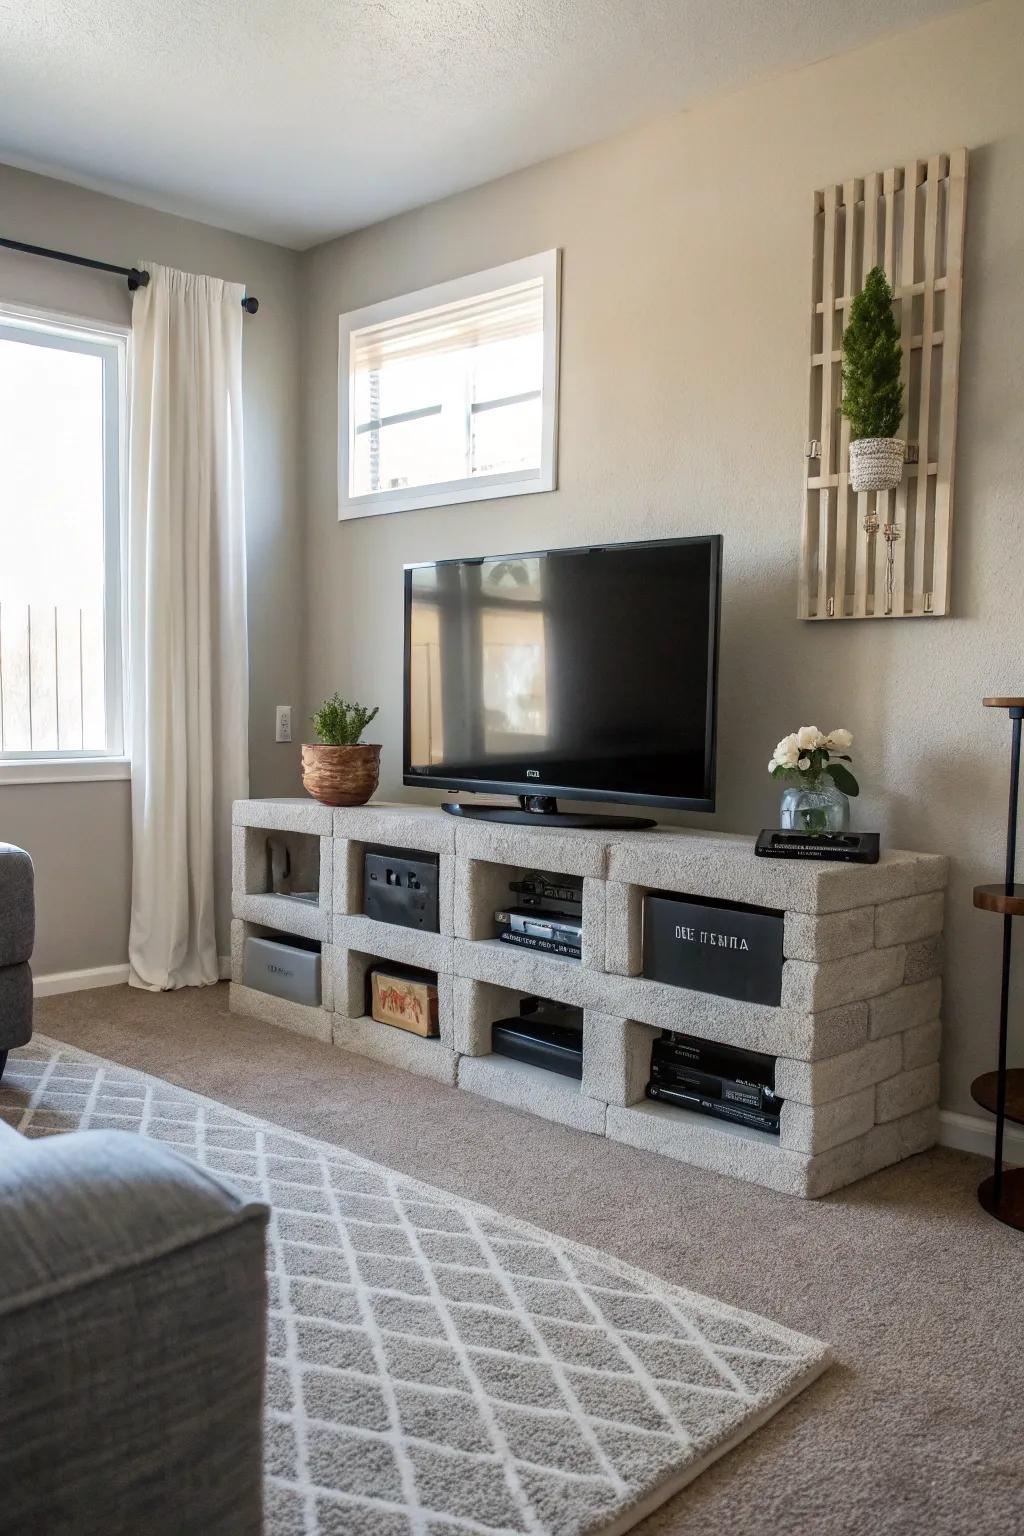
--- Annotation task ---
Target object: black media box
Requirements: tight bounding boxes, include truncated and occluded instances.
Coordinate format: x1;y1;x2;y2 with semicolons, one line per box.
363;845;440;932
642;892;784;1006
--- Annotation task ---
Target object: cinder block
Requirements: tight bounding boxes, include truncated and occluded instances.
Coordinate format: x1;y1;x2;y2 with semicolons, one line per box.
605;1099;814;1196
779;1088;875;1155
903;1017;942;1071
605;881;644;975
799;1105;935;1197
458;1054;607;1135
233;890;330;943
869;978;943;1039
802;1119;902;1199
332;838;364;915
874;891;944;948
232;825;265;897
454;818;611;878
230;920;333;1011
454;938;617;1013
581;879;607;972
332;1012;458;1085
333;801;456;853
455;859;518;941
876;1063;941;1124
607;831;946;915
334;913;453;978
894;1102;940;1157
775;1034;902;1106
602;972;868;1060
582;1014;649;1107
318;836;334;911
452;976;523;1056
783;907;875;963
904;934;944;984
228;981;333;1043
781;946;906;1011
335;950;454;1049
232;797;333;835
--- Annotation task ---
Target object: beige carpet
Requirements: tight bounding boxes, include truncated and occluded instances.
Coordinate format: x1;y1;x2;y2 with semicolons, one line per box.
35;983;1024;1536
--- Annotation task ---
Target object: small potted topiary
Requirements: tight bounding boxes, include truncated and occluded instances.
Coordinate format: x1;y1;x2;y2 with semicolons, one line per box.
302;695;381;806
841;265;905;493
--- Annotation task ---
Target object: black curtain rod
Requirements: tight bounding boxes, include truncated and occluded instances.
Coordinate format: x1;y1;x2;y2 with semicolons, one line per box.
0;237;259;312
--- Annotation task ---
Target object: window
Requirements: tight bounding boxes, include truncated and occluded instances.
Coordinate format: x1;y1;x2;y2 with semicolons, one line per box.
339;250;559;519
0;307;126;779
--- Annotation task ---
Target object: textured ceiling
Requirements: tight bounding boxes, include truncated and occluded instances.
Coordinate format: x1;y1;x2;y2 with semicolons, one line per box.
0;0;973;248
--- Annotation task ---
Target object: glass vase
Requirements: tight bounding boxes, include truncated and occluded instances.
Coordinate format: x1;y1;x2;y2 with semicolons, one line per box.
779;774;850;836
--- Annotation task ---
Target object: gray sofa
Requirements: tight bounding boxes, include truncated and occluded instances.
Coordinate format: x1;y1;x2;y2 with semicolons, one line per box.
0;1119;269;1534
0;842;34;1076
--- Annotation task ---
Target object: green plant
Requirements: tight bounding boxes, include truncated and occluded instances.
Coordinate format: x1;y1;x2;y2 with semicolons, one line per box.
841;265;904;441
310;695;379;746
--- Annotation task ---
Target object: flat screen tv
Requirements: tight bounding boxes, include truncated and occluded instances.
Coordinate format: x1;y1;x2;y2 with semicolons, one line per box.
403;535;721;829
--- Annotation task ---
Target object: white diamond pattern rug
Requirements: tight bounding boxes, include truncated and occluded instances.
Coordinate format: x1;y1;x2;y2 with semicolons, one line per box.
2;1038;829;1535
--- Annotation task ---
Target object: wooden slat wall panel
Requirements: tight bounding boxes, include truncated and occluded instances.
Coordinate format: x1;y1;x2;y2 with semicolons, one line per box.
799;150;967;620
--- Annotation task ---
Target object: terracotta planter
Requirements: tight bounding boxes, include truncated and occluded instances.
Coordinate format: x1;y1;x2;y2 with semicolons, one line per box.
301;743;381;806
849;436;905;493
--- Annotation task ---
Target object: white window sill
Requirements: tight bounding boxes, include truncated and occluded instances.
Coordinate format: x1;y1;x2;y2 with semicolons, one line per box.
0;757;131;786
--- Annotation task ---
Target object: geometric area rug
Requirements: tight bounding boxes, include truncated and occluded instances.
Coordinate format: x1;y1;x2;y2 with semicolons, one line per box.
2;1037;830;1536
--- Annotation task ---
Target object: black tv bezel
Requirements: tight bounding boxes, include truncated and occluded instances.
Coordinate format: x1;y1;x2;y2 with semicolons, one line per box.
402;534;722;814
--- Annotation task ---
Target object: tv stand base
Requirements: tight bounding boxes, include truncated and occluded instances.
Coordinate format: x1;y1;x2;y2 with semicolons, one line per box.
441;795;656;831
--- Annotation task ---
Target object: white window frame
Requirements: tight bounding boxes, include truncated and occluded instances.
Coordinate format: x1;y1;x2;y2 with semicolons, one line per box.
338;249;560;521
0;301;129;785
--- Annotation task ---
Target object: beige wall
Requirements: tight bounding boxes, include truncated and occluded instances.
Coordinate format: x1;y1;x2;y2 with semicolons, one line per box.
300;0;1024;1119
0;163;304;973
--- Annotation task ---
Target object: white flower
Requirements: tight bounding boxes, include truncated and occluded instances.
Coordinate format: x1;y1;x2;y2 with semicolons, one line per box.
768;757;779;773
826;727;853;750
773;734;800;767
797;725;824;750
798;756;811;770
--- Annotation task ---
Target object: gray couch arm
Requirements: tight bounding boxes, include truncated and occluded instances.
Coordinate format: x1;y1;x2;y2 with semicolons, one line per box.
0;843;34;967
0;843;34;1057
0;1128;269;1535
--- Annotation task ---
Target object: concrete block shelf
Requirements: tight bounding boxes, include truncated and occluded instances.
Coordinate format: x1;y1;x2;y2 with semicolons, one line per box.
230;798;947;1199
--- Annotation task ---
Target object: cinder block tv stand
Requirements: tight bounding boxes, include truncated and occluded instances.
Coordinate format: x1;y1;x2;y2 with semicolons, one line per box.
230;798;946;1199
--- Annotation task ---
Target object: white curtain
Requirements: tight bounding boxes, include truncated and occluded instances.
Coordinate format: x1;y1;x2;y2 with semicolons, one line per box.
128;263;249;990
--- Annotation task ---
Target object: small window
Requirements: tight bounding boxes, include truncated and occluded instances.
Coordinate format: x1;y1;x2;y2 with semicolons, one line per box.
0;307;126;763
339;250;559;520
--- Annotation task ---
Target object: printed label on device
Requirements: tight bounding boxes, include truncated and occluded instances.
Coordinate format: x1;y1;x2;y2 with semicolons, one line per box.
642;893;784;1006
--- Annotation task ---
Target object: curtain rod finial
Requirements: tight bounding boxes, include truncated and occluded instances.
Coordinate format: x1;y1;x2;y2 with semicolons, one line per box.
242;295;259;314
127;268;150;291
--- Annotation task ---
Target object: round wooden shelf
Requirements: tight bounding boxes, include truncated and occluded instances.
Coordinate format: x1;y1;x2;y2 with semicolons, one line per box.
971;1069;1024;1125
978;1166;1024;1232
983;697;1024;709
973;883;1024;916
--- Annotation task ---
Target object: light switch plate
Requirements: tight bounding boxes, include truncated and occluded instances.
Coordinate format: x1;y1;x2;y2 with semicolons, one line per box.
275;705;292;743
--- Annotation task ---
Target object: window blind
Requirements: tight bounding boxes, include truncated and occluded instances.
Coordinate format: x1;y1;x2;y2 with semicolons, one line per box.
351;277;543;373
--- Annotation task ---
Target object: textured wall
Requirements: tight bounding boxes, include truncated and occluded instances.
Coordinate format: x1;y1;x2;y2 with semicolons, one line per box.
0;163;304;971
299;0;1024;1119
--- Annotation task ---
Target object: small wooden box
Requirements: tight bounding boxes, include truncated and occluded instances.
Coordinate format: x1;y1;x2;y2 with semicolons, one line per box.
370;968;439;1036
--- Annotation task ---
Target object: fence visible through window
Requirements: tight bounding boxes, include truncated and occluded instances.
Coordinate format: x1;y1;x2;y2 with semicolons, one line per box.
0;602;107;752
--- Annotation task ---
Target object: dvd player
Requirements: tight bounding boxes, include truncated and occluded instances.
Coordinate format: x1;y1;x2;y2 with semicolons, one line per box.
491;999;584;1079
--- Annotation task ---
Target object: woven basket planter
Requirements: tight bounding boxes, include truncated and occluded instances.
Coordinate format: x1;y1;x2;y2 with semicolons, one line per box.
849;437;905;493
301;743;381;806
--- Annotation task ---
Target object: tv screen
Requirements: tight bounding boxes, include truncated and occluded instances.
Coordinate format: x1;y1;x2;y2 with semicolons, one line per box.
403;535;721;813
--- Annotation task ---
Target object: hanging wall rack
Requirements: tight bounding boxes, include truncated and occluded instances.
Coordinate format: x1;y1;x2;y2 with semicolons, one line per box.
799;149;966;620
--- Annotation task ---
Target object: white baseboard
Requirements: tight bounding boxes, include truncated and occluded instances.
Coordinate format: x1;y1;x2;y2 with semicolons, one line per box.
33;964;130;998
939;1108;1024;1161
33;958;232;996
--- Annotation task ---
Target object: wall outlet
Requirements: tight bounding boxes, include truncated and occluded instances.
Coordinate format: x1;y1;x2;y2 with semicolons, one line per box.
275;705;292;744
